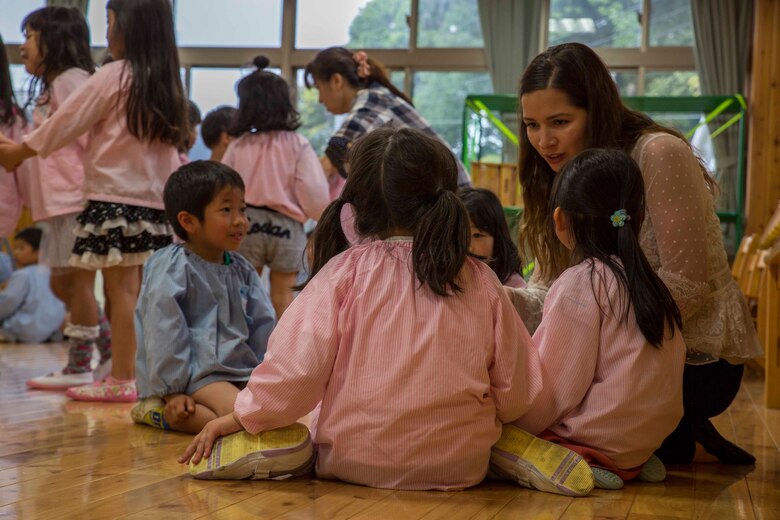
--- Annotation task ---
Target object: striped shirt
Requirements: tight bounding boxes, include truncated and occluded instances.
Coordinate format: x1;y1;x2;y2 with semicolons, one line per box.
234;238;542;490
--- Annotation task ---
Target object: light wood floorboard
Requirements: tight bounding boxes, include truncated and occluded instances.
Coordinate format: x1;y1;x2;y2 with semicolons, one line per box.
0;342;778;519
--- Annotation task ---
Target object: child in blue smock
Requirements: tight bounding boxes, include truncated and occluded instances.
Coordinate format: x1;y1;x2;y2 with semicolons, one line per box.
131;161;275;433
0;228;65;343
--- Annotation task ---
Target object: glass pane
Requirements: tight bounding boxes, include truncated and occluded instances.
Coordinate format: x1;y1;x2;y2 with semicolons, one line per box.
176;0;282;47
611;69;638;96
649;0;694;46
0;0;45;44
9;65;32;109
644;71;700;96
87;0;107;47
295;69;344;155
296;0;410;49
549;0;642;48
413;71;492;155
418;0;484;48
390;70;405;92
189;67;281;116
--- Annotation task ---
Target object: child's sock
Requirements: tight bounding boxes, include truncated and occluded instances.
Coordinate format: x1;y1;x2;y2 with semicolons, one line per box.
62;323;99;374
95;311;112;363
637;454;667;483
591;467;624;489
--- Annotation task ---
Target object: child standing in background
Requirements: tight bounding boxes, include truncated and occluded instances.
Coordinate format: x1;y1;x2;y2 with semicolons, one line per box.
0;228;65;343
0;0;187;402
510;149;686;489
12;7;114;390
201;105;236;162
180;128;593;497
132;161;275;433
458;187;525;288
179;99;202;162
222;56;329;318
0;32;25;240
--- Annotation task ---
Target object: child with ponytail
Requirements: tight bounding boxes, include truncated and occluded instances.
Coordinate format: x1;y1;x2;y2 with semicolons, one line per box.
509;149;686;490
180;128;595;496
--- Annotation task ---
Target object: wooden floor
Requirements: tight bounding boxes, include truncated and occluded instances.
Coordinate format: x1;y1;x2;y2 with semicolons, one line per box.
1;343;779;520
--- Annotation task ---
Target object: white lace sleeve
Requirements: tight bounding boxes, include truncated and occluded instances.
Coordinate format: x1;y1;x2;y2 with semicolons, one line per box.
637;134;711;318
504;269;549;334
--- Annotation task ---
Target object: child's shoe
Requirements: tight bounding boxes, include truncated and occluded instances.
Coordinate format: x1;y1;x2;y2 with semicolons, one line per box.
131;397;170;430
27;371;94;390
592;467;624;489
637;454;666;483
490;424;594;496
189;423;314;480
65;376;137;403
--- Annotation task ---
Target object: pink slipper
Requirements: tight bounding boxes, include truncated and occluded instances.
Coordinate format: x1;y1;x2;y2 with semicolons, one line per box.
65;376;137;403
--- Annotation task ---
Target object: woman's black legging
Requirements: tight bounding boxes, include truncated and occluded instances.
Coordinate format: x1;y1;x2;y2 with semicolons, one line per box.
656;359;754;465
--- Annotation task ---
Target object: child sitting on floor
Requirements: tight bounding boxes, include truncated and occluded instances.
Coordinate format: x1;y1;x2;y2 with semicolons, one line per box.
131;160;275;433
178;128;595;496
0;227;65;343
458;187;525;288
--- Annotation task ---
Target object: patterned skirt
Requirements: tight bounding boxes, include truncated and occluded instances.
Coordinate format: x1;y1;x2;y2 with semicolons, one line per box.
69;201;173;269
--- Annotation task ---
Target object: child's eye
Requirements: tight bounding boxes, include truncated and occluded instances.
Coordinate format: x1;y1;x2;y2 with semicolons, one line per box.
240;206;247;214
553;119;569;126
472;232;486;239
524;121;538;129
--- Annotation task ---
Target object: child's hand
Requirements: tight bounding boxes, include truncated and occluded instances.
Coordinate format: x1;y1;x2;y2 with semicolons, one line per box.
0;142;24;171
163;393;196;425
178;413;243;465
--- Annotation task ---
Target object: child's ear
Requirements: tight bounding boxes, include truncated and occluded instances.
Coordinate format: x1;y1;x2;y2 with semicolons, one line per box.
330;73;344;90
177;211;199;235
553;207;575;249
220;132;232;145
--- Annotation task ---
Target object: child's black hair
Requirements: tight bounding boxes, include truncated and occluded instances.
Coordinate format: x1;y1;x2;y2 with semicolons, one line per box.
0;33;23;126
201;105;236;149
106;0;187;148
14;227;43;250
458;187;522;284
180;99;202;151
229;56;300;136
163;160;245;241
21;6;95;110
305;127;470;296
550;148;682;347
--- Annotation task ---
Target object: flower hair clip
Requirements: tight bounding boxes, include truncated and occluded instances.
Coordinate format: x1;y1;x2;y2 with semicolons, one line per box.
610;209;631;228
352;51;372;79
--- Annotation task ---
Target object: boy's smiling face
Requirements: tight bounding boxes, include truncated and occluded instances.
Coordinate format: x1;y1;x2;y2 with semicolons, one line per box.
12;240;38;268
180;185;248;263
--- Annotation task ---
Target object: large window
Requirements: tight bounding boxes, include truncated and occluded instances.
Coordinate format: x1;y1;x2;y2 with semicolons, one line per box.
2;0;699;157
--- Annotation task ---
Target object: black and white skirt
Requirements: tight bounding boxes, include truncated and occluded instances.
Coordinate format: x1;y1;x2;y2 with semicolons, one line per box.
69;201;172;269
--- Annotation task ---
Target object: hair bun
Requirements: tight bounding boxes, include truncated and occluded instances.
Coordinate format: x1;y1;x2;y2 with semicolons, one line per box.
253;55;270;70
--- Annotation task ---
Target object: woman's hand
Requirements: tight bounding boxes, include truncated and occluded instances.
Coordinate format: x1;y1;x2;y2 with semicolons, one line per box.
178;413;244;465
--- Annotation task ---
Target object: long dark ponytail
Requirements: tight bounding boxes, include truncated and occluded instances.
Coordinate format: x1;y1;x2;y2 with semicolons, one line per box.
304;127;470;296
106;0;187;147
0;33;22;126
550;149;682;347
304;46;412;106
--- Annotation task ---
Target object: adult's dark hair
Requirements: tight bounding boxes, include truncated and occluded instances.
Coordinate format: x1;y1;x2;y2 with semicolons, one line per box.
304;127;469;296
229;56;300;136
163;160;245;241
0;33;23;126
550;148;682;347
21;6;95;110
518;42;715;282
304;46;412;106
458;187;522;284
201;105;236;148
106;0;187;147
15;226;43;250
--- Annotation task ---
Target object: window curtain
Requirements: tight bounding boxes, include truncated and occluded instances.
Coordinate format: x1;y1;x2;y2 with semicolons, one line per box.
477;0;542;163
690;0;752;251
47;0;89;14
